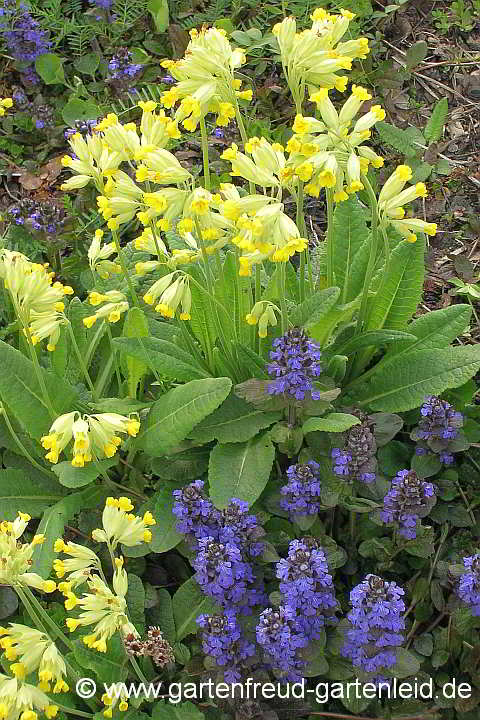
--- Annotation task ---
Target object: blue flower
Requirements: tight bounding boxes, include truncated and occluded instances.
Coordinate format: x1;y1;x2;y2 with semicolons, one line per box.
280;461;322;517
256;605;309;682
197;610;255;682
457;555;480;616
267;328;322;401
172;479;221;547
331;413;377;484
342;575;405;681
276;539;337;639
380;469;436;540
411;395;463;466
193;537;265;614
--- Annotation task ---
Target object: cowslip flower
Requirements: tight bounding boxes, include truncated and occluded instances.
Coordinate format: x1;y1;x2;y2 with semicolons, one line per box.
0;673;59;719
272;9;369;111
41;411;140;466
0;512;56;594
0;97;13;116
64;558;138;652
83;291;129;328
53;538;101;586
0;625;68;693
61;128;122;193
91;496;156;549
287;85;385;199
245;301;278;338
378;165;436;242
101;684;129;717
142;271;192;320
0;249;72;350
223;136;290;189
160;27;249;131
87;228;120;279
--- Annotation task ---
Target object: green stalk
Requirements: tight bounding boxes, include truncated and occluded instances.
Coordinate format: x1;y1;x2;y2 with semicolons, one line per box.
254;265;261;353
279;263;288;334
105;323;123;396
353;174;379;338
66;322;95;395
53;706;93;719
199;115;211;192
296;181;306;302
25;329;56;420
112;230;140;307
233;100;255;195
326;187;335;287
0;404;53;477
23;586;75;652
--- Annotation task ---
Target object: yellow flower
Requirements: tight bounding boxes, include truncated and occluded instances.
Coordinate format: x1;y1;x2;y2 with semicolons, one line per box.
91;496;156;549
0;513;57;594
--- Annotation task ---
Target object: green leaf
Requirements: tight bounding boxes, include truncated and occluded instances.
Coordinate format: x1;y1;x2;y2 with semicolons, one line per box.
137;378;232;456
208;432;274;509
290;287;340;329
114;336;209;382
345;236;370;303
334;329;416;355
405;40;428;70
120;308;150;397
189;393;280;443
424;97;448;143
149;588;176;644
73;52;100;76
126;573;145;634
350;346;480;411
35;53;65;84
152;701;204;720
391;647;421;678
147;0;169;33
331;196;368;303
0;469;65;519
150;483;183;553
51;459;117;488
151;448;209;482
385;304;472;358
61;98;101;126
376;121;418;157
188;265;217;357
71;635;128;684
173;578;219;640
366;237;425;331
0;340;78;439
303;413;361;434
0;587;18;619
31;486;108;578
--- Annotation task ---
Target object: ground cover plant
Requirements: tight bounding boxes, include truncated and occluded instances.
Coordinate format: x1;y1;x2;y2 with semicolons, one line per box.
0;1;480;720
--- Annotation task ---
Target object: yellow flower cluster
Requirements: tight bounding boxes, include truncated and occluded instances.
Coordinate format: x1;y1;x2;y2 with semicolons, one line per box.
63;557;137;653
0;250;73;351
285;85;385;200
0;97;13;117
41;411;140;466
245;301;279;338
91;496;156;549
0;625;68;694
84;289;129;327
142;270;192;319
0;672;59;719
0;512;56;594
378;164;437;243
160;27;251;131
272;8;369;110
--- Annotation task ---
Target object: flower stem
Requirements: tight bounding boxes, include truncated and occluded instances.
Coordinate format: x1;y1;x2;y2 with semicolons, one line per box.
354;174;378;337
279;263;288;334
22;586;75;653
66;322;95;395
295;181;308;302
233;100;255;195
326;187;335;287
112;230;140;307
54;705;93;719
105;323;123;396
199;115;211;192
0;403;52;477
